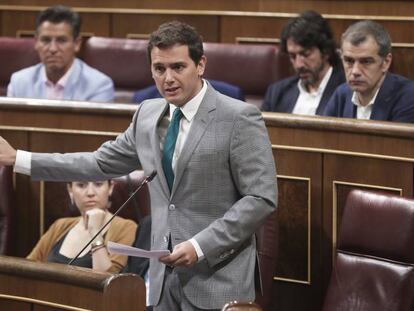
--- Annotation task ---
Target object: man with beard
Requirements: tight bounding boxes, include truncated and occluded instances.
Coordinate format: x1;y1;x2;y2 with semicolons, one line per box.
323;20;414;122
262;11;345;115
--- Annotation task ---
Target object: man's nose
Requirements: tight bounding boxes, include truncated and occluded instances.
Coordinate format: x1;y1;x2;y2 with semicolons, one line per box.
293;56;306;70
48;39;59;52
350;63;362;76
165;68;175;83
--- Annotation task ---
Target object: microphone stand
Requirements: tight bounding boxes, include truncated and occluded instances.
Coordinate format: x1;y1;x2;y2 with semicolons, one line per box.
68;170;157;266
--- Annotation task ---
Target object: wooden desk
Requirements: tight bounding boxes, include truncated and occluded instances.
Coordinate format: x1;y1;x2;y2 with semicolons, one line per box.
0;256;145;311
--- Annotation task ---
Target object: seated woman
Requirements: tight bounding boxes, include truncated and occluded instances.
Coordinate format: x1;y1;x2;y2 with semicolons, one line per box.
27;180;137;273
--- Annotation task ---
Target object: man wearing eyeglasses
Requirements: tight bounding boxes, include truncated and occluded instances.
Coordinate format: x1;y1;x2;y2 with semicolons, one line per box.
7;5;114;102
323;20;414;122
262;11;345;115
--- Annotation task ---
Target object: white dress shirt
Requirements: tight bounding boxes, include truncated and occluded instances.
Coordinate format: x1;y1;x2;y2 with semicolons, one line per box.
293;66;333;115
351;88;379;120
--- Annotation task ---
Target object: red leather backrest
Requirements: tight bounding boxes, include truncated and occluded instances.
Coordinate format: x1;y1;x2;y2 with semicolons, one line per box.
338;190;414;263
81;37;153;91
323;190;414;311
204;42;290;96
0;37;39;95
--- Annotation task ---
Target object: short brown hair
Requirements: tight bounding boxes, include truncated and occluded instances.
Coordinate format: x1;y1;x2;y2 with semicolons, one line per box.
147;21;204;65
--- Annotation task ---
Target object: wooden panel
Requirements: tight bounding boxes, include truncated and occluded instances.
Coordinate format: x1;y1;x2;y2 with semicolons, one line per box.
276;177;310;282
0;10;110;37
112;13;220;42
0;0;259;10
221;16;288;43
1;11;37;37
272;149;323;311
0;256;145;311
259;0;414;16
79;12;111;37
0;100;136;132
0;299;31;310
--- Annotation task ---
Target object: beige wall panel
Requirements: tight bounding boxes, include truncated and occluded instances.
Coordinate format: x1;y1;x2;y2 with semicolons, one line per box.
1;11;37;37
272;149;324;311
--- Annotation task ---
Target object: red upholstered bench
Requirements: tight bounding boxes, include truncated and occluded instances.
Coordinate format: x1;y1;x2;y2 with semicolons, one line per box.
81;37;290;107
0;37;39;96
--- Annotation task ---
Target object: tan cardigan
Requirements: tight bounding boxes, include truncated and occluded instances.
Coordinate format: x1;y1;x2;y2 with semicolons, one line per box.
27;216;137;273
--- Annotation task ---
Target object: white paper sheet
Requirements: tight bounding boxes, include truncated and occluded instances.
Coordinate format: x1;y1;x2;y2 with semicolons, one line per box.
107;241;170;259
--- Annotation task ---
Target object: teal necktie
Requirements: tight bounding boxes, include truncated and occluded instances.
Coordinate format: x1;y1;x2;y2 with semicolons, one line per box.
162;108;184;191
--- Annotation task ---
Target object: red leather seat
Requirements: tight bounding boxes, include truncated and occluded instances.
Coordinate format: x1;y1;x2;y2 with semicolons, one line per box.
81;37;153;103
323;190;414;311
0;37;39;96
203;42;289;99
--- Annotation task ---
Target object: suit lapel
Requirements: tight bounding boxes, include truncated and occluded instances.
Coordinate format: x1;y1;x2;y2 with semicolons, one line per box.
317;66;345;115
370;73;393;120
171;87;216;196
150;101;171;198
344;94;356;118
286;86;299;113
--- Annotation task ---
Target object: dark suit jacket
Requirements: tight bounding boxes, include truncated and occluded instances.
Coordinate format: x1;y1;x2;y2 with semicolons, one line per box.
123;215;151;278
133;80;245;103
323;72;414;123
262;66;345;114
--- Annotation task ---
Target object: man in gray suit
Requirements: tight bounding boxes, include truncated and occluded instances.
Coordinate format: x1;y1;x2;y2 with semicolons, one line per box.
0;21;277;310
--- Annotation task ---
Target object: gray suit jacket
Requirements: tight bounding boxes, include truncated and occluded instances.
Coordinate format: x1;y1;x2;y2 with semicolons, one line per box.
31;85;277;309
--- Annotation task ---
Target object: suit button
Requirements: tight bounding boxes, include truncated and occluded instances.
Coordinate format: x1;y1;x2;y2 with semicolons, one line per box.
168;204;175;211
163;235;169;243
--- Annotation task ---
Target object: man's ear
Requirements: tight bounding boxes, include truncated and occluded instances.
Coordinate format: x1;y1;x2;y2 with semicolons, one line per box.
74;36;82;53
197;55;207;77
382;53;392;72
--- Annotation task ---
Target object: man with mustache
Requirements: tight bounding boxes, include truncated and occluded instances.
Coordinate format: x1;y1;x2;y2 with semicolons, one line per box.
7;5;114;102
262;10;345;115
323;20;414;122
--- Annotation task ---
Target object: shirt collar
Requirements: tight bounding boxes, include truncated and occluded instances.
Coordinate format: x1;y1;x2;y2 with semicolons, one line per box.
351;87;380;108
42;60;75;88
169;78;208;121
297;66;333;96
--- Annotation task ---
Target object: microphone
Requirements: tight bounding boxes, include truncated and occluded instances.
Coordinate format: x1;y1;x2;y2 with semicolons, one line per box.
68;170;157;266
